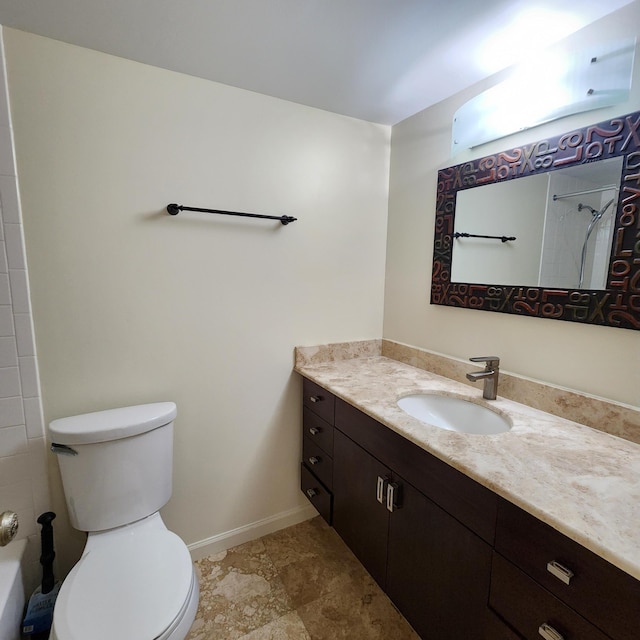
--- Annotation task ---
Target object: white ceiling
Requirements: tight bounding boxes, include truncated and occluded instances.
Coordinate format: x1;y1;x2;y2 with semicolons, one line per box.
0;0;634;124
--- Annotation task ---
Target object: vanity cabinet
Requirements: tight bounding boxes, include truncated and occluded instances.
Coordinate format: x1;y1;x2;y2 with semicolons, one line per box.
299;378;640;640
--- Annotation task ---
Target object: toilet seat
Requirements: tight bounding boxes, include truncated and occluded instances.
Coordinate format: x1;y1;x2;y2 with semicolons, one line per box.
52;529;194;640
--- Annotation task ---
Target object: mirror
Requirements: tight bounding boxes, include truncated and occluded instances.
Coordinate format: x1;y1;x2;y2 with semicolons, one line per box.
431;110;640;330
452;157;623;289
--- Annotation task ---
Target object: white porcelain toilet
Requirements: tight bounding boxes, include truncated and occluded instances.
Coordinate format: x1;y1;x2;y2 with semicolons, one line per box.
48;402;199;640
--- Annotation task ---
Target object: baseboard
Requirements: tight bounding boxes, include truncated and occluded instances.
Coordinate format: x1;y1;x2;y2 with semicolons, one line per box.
187;504;318;561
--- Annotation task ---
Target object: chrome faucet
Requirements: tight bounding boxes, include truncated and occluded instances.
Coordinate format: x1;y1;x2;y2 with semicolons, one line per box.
466;356;500;400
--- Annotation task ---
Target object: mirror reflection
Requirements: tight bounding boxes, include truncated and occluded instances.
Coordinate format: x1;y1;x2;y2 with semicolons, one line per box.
452;157;623;289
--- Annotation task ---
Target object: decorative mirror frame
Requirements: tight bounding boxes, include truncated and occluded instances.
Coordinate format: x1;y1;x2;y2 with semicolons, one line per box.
431;110;640;330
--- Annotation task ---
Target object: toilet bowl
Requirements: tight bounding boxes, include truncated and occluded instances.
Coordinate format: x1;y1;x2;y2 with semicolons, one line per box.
48;403;199;640
50;514;199;640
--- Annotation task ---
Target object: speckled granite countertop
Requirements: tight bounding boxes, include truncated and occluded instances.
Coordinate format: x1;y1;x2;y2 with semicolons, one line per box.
295;356;640;582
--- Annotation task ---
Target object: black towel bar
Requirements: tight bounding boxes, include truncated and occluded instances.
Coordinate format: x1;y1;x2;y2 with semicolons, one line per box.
167;204;297;225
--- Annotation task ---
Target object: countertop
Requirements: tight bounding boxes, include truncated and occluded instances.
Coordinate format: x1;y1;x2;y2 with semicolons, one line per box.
295;355;640;582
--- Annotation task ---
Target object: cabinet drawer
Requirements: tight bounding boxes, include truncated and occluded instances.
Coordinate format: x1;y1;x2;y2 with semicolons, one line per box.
301;463;332;525
303;378;335;424
496;499;640;640
303;407;334;455
490;552;610;640
302;436;333;490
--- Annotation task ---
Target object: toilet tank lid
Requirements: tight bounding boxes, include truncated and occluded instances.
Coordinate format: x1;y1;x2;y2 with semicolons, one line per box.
49;402;177;445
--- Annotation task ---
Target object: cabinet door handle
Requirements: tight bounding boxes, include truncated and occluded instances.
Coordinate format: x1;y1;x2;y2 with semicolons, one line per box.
308;456;320;465
306;488;317;499
376;476;388;504
546;561;574;585
309;395;322;403
538;623;564;640
308;427;320;436
386;482;402;512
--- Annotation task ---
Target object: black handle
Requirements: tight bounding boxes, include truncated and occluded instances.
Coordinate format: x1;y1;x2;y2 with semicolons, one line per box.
37;512;56;594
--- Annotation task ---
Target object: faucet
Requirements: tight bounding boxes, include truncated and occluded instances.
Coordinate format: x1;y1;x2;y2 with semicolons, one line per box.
466;356;500;400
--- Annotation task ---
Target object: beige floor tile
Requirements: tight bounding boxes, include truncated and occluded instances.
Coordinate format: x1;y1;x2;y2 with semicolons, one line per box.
187;539;294;640
295;570;419;640
261;517;349;570
187;517;418;640
237;612;311;640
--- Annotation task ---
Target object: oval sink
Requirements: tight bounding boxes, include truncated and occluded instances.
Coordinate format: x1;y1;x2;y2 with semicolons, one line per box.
397;394;511;435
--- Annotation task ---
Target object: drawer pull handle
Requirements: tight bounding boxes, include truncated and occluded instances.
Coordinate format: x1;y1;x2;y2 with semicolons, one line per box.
547;560;574;585
538;623;564;640
376;476;388;504
308;456;320;465
309;395;322;403
306;488;317;499
308;427;320;436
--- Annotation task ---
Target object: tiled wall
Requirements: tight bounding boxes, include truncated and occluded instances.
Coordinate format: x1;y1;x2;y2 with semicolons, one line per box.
0;27;50;546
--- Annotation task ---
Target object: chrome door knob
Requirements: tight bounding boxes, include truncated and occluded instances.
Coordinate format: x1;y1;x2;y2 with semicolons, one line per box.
0;511;18;546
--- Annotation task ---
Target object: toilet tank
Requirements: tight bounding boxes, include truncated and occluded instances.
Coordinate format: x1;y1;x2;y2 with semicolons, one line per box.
48;403;177;532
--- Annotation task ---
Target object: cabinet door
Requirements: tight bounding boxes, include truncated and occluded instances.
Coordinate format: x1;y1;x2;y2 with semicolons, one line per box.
333;429;390;588
386;478;492;640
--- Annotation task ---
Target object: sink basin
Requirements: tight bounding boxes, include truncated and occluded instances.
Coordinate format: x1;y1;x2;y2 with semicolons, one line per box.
397;394;511;434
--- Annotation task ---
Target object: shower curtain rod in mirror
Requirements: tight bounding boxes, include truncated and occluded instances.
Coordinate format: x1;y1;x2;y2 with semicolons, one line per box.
167;203;297;225
552;184;618;201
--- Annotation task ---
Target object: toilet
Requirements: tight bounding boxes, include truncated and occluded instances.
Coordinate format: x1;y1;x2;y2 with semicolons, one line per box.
48;402;199;640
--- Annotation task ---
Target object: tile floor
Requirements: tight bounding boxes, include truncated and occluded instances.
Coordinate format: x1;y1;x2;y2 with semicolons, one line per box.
186;516;420;640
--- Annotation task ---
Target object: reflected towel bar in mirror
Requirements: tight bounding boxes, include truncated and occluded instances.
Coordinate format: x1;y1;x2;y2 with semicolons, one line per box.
453;232;516;243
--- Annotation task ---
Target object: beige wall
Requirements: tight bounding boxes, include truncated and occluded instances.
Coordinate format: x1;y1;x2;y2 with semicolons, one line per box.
385;2;640;407
4;28;390;570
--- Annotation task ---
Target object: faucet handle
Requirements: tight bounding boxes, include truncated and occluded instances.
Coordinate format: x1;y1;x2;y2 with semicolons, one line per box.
469;356;500;368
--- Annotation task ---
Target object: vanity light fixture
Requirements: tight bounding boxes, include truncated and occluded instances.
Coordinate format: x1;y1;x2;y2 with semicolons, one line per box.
451;38;636;154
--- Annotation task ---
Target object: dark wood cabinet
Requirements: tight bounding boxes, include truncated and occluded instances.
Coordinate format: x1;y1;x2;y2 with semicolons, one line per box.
300;378;336;525
333;424;493;639
386;477;492;640
333;429;390;587
493;499;640;640
302;435;333;490
302;378;335;424
300;463;332;524
484;610;524;640
331;396;494;639
299;377;640;640
490;551;610;640
334;397;497;544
